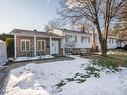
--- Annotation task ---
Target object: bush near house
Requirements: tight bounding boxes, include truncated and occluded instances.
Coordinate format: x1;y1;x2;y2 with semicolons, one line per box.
0;34;13;41
6;38;14;58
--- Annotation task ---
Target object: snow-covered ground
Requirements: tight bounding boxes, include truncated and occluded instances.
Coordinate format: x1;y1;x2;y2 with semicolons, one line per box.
5;56;127;95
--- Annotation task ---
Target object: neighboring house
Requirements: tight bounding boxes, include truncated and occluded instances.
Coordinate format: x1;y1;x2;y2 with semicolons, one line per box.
48;28;118;54
117;31;127;48
10;28;118;58
107;36;118;49
10;29;62;59
48;29;94;54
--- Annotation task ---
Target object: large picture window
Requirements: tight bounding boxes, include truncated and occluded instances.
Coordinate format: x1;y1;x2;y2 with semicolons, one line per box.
65;34;77;42
37;40;45;51
84;36;90;43
21;39;30;51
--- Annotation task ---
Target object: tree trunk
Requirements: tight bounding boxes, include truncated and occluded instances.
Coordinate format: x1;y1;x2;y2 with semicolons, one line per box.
95;20;107;56
101;39;107;56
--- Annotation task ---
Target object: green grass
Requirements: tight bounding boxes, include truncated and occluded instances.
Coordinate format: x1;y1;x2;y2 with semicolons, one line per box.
91;54;127;71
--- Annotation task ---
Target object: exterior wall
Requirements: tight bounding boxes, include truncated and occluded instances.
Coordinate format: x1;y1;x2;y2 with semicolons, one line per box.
74;33;92;48
107;38;117;49
16;35;34;57
95;35;101;49
61;32;93;49
61;31;118;52
50;29;119;51
36;37;50;55
95;36;118;49
16;35;62;57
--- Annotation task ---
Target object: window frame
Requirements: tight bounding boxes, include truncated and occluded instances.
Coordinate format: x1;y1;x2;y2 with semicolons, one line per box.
20;39;30;51
37;40;46;51
81;36;84;43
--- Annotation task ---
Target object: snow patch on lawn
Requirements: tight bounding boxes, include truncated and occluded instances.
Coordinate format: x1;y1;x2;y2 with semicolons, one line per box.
5;56;127;95
15;55;54;62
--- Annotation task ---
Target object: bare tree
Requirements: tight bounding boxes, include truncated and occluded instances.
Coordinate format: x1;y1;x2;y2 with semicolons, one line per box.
120;4;127;24
44;19;65;32
58;0;127;56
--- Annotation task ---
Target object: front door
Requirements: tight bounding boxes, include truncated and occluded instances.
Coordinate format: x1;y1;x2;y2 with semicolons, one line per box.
52;40;59;54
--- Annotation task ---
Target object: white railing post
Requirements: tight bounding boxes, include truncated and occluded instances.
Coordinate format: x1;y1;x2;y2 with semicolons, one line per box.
50;36;52;55
14;35;17;59
34;35;36;57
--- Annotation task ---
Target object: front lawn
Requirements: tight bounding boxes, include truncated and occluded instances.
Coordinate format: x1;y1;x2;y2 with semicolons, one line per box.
91;55;127;71
5;56;127;95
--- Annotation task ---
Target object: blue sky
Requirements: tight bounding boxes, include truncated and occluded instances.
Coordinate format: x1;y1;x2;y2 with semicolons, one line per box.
0;0;60;33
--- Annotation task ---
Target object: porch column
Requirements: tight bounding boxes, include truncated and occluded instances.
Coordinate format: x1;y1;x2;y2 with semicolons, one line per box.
50;36;52;55
63;48;65;55
34;35;37;57
14;35;17;59
62;38;65;55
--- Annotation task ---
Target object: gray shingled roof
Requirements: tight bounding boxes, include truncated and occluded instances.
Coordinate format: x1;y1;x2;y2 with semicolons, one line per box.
58;28;92;35
10;29;62;38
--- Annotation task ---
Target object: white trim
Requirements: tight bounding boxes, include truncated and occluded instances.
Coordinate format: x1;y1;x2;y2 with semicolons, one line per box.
14;35;17;59
37;40;46;51
52;40;59;55
20;39;30;51
10;33;62;38
50;36;52;55
34;36;36;57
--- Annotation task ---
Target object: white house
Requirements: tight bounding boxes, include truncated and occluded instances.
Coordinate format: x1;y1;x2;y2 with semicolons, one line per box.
49;28;118;55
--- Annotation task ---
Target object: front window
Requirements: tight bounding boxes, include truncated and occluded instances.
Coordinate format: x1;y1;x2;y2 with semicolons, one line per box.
84;36;90;43
81;36;84;43
74;35;77;42
37;40;45;51
65;34;77;42
21;40;30;51
108;39;111;43
87;37;90;43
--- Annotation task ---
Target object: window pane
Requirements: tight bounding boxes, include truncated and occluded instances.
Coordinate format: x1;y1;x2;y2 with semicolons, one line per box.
88;37;90;43
42;41;45;50
37;41;41;50
65;34;68;42
37;41;45;50
75;35;77;42
81;36;84;43
26;41;30;51
22;41;25;51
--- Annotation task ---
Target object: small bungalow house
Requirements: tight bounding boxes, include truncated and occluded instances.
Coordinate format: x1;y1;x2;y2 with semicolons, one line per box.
10;29;62;59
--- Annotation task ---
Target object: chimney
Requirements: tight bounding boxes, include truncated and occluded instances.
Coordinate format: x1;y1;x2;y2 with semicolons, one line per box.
80;25;85;33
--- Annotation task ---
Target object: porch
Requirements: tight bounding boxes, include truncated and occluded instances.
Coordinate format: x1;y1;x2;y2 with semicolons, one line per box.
13;31;62;59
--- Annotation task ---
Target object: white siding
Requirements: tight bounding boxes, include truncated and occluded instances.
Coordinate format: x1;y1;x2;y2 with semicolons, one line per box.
50;29;118;49
62;32;92;48
107;37;117;49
